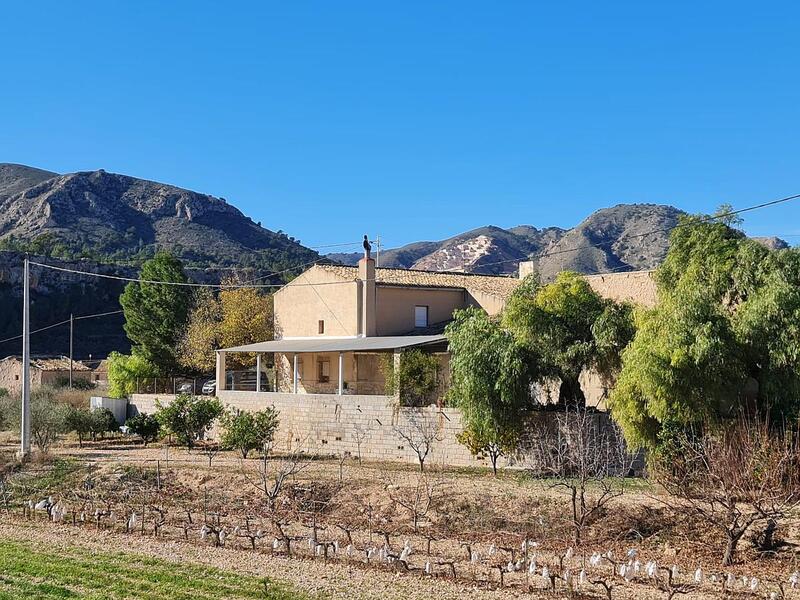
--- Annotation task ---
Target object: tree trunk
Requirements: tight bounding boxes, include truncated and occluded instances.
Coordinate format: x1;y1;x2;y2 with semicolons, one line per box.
723;531;743;566
558;374;586;408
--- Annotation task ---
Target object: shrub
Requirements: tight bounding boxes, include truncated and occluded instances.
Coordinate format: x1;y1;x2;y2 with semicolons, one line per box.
64;407;94;447
125;413;161;446
155;394;223;449
90;408;119;440
220;407;280;458
8;387;71;453
54;376;95;390
381;349;440;406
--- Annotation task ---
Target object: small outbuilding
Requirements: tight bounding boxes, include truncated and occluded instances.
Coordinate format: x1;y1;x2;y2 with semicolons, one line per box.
0;355;92;393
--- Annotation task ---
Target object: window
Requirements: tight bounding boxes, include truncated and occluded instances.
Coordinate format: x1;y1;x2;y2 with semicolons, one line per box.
317;359;330;383
318;319;325;334
414;305;429;328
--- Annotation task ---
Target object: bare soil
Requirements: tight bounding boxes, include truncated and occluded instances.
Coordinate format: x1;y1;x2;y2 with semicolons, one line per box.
1;438;798;599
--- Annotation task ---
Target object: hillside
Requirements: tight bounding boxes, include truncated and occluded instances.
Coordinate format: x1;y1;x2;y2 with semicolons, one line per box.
329;204;684;279
0;165;319;271
0;164;321;360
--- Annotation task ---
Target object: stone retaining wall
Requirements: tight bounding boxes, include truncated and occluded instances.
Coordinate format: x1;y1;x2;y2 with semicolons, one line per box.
129;392;632;471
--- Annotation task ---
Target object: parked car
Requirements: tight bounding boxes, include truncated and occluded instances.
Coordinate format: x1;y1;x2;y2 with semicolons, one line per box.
176;382;194;394
201;380;216;395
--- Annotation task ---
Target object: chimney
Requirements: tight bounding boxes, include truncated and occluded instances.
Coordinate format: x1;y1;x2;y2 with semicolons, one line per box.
358;256;376;336
518;260;536;279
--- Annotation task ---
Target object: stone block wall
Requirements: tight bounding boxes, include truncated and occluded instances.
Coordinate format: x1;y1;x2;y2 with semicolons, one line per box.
128;392;635;471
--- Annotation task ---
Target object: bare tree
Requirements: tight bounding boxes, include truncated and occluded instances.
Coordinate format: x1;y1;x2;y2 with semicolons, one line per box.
243;442;313;512
654;416;800;565
383;471;443;532
532;408;634;546
394;412;438;472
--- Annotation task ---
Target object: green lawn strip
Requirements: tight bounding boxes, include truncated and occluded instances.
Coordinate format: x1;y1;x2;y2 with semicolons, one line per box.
0;539;310;599
0;571;81;599
0;546;259;600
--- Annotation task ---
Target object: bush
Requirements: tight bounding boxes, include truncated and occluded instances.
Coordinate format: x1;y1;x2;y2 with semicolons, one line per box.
7;387;71;453
90;408;119;440
125;413;161;446
381;349;440;406
54;376;95;390
220;407;280;458
64;407;94;447
155;394;223;449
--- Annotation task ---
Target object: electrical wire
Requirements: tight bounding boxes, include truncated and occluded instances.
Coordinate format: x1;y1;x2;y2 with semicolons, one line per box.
0;310;123;345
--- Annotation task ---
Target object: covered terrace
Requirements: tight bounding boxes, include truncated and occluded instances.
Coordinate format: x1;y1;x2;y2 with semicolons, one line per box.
215;335;448;397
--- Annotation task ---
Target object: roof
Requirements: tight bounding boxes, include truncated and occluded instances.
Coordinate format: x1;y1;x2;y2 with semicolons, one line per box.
222;335;447;353
0;355;91;371
312;264;520;298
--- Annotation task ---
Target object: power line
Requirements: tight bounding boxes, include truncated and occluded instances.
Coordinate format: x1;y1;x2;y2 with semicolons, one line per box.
0;309;123;346
457;193;800;274
26;260;361;289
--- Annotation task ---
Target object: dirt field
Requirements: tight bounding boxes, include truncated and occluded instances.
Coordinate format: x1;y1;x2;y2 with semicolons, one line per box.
1;437;798;599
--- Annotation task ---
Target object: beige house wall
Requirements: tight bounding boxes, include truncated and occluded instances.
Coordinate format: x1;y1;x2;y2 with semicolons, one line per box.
273;267;360;338
465;289;507;316
375;286;465;334
583;271;658;308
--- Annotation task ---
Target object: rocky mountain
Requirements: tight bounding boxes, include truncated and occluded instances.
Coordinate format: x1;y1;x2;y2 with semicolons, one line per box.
0;165;319;271
0;164;57;201
0;164;321;360
329;204;685;279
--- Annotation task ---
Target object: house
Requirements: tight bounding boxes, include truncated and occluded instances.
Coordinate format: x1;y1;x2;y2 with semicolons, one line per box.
129;253;656;467
82;358;110;389
216;256;520;398
0;355;92;393
214;253;657;404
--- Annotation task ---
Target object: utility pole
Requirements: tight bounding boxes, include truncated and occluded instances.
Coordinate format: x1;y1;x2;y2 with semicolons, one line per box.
18;256;31;460
374;235;381;268
69;313;74;389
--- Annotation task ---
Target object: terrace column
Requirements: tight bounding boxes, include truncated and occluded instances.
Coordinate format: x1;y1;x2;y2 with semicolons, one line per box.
293;353;299;394
215;351;227;392
256;354;262;393
338;352;344;395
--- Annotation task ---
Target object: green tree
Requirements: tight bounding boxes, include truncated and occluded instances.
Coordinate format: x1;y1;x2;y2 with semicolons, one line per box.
107;351;159;398
64;407;94;447
120;251;190;373
446;307;536;474
125;413;161;446
219;407;280;458
90;408;119;440
503;272;633;406
3;387;70;453
155;394;223;449
610;212;800;449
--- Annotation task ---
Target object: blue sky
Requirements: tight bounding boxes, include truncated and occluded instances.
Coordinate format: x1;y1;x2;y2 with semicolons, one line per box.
2;2;800;250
